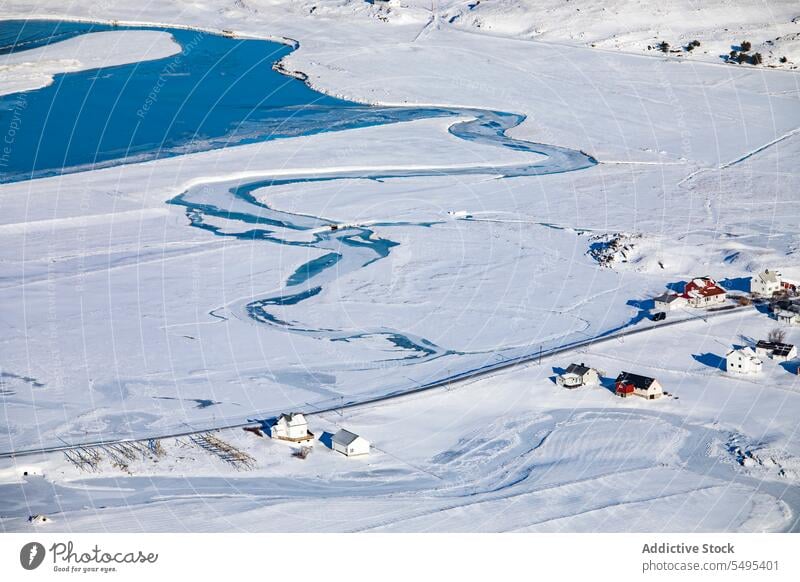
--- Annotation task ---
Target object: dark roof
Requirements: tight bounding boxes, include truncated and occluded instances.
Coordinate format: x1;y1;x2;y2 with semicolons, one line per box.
654;292;681;303
773;299;800;313
615;371;656;390
756;340;795;356
565;363;592;376
332;429;360;446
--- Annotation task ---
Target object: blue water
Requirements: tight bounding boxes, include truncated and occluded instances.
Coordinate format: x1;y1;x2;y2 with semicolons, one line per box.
287;252;342;287
0;19;105;54
1;19;599;368
0;19;449;183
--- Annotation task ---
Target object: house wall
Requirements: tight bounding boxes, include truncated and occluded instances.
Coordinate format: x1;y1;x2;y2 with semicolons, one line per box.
752;277;780;296
688;293;726;308
556;373;582;388
634;381;663;399
773;347;797;362
726;353;760;373
348;438;370;456
286;423;308;439
333;438;370;456
655;297;687;311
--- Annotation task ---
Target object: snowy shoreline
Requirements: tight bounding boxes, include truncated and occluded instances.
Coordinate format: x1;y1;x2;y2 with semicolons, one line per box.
0;29;182;96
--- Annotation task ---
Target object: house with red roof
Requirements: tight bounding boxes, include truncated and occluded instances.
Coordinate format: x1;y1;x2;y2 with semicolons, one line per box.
615;371;663;400
682;276;727;308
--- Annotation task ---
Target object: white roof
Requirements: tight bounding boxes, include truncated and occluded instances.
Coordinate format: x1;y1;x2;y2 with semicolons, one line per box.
277;412;306;425
727;346;760;360
758;269;780;283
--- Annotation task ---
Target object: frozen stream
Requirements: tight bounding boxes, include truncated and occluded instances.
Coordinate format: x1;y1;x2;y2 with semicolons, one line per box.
169;108;596;365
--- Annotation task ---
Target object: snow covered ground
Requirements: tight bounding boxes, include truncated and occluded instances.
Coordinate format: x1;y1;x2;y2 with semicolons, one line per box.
0;30;180;96
3;309;799;532
1;1;799;532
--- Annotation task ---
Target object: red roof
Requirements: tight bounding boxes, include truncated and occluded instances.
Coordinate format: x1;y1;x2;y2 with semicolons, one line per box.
682;277;726;299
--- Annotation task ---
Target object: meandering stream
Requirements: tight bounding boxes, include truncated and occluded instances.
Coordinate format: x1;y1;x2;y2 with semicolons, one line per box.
1;19;596;368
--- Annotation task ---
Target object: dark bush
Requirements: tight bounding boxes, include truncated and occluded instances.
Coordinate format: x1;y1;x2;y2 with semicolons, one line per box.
740;40;752;52
768;328;786;344
751;52;763;65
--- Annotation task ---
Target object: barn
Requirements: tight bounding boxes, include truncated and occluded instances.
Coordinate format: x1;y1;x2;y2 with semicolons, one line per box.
615;371;663;399
332;429;370;457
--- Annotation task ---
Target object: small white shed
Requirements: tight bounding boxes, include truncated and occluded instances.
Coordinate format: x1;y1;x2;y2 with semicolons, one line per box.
777;310;800;326
332;429;370;457
726;347;762;374
653;292;687;312
755;340;797;362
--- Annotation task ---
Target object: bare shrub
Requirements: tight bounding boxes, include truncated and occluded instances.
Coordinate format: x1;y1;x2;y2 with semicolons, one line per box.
768;328;787;344
293;446;312;460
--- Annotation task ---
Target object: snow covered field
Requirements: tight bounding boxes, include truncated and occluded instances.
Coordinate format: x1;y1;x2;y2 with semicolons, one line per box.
1;1;799;532
0;29;180;96
3;309;799;532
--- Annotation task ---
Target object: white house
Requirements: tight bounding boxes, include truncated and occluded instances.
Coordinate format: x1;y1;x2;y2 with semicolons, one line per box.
755;340;797;362
653;292;687;312
777;310;800;326
556;363;600;388
331;429;370;457
726;347;762;374
270;413;313;443
751;269;783;296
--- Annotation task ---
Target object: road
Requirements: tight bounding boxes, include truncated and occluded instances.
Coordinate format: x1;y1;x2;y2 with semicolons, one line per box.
0;304;754;459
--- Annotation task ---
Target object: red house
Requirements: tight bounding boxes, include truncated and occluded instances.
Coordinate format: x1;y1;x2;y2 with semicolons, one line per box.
682;276;727;308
